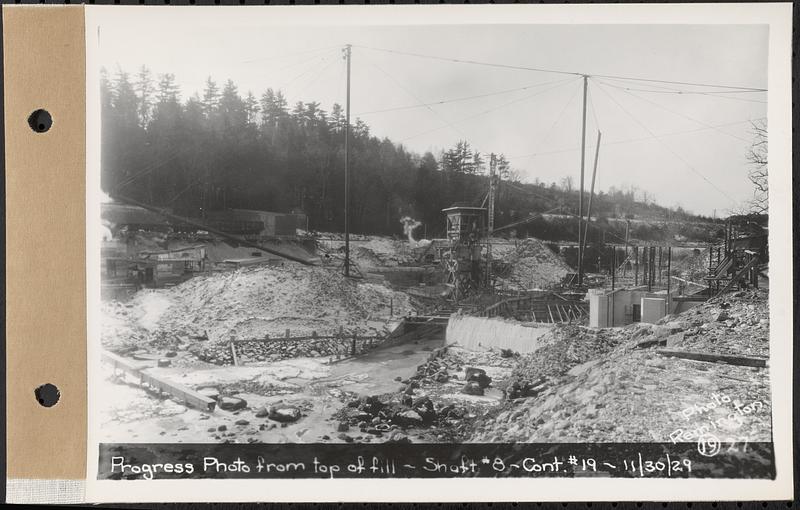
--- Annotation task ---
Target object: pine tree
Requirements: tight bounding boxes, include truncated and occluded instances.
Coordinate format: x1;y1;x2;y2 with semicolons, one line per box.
134;65;154;127
202;77;221;117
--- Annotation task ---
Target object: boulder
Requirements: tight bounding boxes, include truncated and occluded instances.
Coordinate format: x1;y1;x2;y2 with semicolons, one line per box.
665;332;685;348
715;310;730;322
218;396;247;411
393;410;424;427
254;406;270;418
500;348;517;358
268;405;302;423
461;381;484;396
465;367;492;389
337;433;354;443
337;422;350;432
412;397;437;424
360;395;385;415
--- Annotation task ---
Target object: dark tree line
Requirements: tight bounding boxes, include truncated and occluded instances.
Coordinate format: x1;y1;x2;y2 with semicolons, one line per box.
101;66;716;240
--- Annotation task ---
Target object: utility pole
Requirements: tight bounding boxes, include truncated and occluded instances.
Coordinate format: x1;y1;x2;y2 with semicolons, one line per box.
580;130;602;274
487;153;497;289
343;44;352;277
577;75;588;287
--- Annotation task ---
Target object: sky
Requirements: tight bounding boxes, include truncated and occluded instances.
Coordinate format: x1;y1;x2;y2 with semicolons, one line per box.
95;10;768;217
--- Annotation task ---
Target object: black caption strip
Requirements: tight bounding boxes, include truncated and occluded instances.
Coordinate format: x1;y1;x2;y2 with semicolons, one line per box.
99;442;775;480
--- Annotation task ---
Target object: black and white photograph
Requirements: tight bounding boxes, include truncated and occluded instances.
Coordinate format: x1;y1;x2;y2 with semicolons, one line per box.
85;4;792;500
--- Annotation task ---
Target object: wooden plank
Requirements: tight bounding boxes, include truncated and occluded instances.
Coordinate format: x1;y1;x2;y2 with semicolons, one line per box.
547;305;555;323
230;342;239;366
656;349;767;368
101;350;148;375
102;350;216;412
139;373;217;412
531;310;537;322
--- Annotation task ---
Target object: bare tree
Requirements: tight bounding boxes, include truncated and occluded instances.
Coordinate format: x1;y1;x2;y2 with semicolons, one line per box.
746;119;768;214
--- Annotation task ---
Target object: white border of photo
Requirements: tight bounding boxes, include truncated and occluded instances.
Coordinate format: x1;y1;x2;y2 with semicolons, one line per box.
84;3;793;502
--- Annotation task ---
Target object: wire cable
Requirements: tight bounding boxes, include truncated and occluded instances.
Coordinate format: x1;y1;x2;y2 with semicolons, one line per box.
502;181;630;244
594;78;752;143
355;44;767;92
592;80;739;205
355;77;574;116
363;54;468;140
400;76;579;142
241;44;342;65
532;81;580;154
505;118;763;161
597;77;767;105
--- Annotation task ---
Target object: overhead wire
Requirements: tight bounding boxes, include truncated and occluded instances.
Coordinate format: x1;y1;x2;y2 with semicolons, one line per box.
354;77;578;116
292;52;342;99
502;181;629;244
597;77;767;105
595;78;754;143
592;79;739;205
504;118;764;161
355;44;767;92
399;76;580;142
362;53;468;140
277;48;340;90
532;80;580;154
241;44;342;64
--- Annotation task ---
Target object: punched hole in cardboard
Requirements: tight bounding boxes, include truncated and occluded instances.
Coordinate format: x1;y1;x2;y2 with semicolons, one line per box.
34;383;60;408
27;109;52;133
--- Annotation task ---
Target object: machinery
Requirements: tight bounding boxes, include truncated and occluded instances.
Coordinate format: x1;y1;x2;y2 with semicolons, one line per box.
441;205;489;302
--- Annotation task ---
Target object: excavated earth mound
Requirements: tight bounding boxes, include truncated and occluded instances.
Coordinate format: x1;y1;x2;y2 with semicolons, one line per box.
101;264;413;355
493;238;571;290
469;289;770;443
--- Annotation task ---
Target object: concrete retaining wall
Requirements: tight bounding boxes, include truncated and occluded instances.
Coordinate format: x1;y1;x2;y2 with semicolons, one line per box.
446;314;552;354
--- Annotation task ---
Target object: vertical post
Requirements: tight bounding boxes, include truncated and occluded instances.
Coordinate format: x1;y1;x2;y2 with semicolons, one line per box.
487;153;496;289
343;44;352;277
658;246;662;287
577;75;588;287
580;131;602;273
611;246;616;290
708;244;713;271
651;247;656;291
634;246;639;286
624;220;630;257
666;246;672;315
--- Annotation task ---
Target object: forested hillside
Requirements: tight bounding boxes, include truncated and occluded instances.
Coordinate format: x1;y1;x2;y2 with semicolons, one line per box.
101;67;720;241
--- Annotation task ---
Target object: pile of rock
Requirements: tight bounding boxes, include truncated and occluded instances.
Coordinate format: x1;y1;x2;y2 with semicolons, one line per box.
332;392;472;442
496;238;571;290
652;289;769;358
192;336;383;366
501;324;625;398
469;287;772;443
461;367;492;396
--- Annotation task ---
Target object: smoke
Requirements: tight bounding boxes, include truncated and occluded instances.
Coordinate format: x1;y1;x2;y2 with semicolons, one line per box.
399;216;423;245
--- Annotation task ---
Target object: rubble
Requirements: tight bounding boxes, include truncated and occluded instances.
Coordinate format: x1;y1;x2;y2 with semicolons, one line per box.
493;238;571;290
469;288;771;443
101;264;412;363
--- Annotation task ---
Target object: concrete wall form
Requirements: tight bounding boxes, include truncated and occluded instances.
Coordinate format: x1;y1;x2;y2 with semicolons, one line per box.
446;314;552;354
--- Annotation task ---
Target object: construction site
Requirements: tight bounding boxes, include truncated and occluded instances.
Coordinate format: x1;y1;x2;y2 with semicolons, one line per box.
98;179;770;446
96;31;771;447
